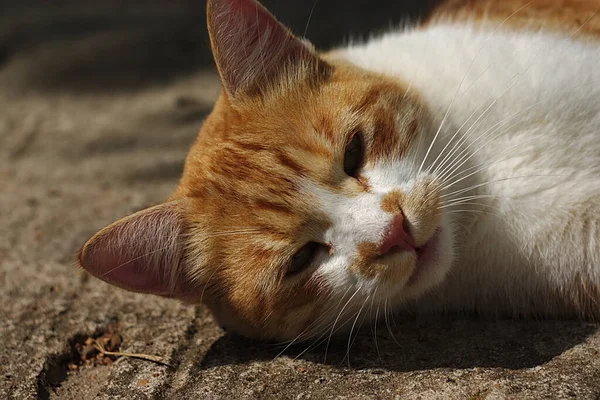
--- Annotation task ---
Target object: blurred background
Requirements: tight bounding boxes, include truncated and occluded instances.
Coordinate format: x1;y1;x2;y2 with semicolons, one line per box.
0;0;439;92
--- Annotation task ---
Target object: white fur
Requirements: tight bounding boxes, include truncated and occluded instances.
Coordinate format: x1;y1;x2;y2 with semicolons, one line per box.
328;24;600;316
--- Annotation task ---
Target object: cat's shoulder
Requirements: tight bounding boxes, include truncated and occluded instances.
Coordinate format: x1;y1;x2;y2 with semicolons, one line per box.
424;0;600;40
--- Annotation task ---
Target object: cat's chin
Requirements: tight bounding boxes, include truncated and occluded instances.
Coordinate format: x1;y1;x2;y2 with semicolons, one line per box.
397;223;453;300
407;229;443;286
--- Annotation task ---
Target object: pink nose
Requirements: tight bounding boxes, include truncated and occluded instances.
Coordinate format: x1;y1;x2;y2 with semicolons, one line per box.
379;213;416;255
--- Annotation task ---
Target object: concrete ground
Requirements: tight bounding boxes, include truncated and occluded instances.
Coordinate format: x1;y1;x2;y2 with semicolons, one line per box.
1;1;599;399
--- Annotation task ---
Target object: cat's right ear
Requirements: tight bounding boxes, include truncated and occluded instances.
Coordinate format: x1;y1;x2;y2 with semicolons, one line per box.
206;0;325;99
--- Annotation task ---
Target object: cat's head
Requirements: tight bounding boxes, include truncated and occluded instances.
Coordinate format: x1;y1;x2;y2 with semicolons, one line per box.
78;0;455;342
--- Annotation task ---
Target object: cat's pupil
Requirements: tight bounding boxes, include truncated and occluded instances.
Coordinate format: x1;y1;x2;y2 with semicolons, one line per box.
343;133;363;177
288;242;319;276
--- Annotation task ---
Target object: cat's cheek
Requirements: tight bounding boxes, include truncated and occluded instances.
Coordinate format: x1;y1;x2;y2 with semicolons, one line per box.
315;254;357;290
361;162;416;191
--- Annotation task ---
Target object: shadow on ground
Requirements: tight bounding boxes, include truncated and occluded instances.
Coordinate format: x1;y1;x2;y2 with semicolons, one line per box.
200;317;598;372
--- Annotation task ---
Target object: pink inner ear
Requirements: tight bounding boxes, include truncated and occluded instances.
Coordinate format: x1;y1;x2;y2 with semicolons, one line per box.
82;243;172;295
78;202;189;298
207;0;314;96
225;0;269;16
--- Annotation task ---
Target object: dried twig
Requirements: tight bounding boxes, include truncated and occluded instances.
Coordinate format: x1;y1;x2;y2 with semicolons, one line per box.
93;340;173;368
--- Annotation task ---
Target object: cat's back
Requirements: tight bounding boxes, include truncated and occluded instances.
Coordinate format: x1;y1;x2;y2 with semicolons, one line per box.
425;0;600;38
336;0;600;97
337;4;600;111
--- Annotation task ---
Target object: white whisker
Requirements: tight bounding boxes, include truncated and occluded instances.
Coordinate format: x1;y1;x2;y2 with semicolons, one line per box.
346;294;370;366
433;76;525;179
418;0;538;174
324;287;361;362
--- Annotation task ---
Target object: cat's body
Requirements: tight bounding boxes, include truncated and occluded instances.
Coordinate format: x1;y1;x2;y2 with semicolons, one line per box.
78;0;600;342
337;25;600;317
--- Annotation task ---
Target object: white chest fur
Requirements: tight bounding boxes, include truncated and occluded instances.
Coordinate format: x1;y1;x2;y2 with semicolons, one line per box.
340;25;600;315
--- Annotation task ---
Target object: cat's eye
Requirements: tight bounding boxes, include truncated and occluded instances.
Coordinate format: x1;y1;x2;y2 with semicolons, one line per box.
343;132;364;177
288;242;319;276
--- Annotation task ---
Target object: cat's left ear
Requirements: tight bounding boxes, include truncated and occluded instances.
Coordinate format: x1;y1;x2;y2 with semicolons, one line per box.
77;201;197;300
206;0;326;99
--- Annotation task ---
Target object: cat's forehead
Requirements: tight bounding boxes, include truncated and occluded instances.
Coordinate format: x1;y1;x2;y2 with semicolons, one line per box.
228;65;411;139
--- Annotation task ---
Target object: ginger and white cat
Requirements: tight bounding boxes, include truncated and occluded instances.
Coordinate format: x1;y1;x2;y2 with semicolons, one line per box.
78;0;600;342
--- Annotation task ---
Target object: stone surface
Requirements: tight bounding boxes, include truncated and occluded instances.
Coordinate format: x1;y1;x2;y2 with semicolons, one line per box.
1;2;599;399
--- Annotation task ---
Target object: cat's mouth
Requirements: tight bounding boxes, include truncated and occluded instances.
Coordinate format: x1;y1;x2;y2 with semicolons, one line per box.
376;228;443;287
406;229;442;286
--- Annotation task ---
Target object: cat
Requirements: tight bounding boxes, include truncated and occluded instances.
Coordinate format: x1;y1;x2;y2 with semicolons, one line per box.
77;0;600;343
